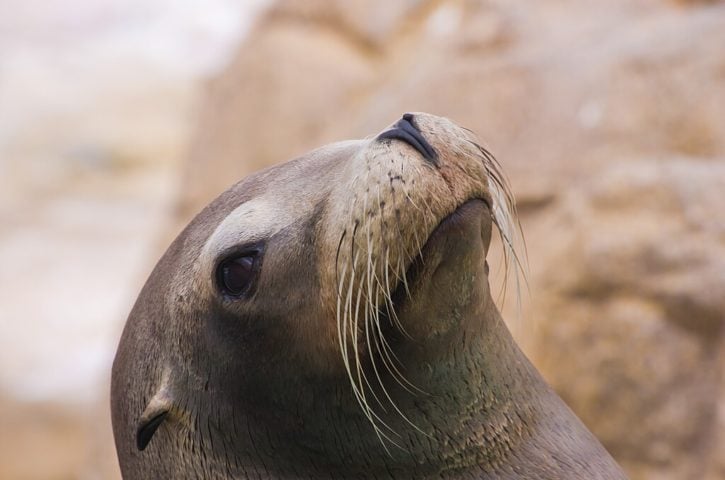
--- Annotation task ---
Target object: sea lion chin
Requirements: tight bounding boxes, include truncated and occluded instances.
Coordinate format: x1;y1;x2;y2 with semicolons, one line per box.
111;113;627;479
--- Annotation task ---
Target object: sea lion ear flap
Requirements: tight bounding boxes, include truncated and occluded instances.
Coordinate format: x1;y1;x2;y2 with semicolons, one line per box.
136;382;174;451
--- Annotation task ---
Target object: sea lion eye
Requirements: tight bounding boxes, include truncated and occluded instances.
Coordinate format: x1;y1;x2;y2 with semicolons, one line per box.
216;251;261;297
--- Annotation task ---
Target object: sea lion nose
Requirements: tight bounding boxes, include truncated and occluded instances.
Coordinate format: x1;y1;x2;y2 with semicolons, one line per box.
377;113;439;165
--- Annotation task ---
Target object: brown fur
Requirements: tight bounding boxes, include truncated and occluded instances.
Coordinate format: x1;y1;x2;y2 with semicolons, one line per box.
111;113;627;479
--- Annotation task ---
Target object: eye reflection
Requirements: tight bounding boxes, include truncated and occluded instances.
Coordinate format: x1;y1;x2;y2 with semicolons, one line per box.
217;253;260;297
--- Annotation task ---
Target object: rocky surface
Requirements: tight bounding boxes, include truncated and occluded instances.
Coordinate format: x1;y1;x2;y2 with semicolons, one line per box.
180;1;725;478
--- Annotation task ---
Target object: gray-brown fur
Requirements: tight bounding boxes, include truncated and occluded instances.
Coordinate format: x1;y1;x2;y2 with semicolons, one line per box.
111;113;627;479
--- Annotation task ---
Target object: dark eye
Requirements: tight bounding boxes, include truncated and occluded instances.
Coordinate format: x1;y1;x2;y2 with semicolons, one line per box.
216;252;261;297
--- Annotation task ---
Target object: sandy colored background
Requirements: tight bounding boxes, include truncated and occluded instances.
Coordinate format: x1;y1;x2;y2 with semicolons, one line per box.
1;0;724;479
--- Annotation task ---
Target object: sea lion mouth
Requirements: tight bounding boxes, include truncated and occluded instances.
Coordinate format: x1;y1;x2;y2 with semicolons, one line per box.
377;113;438;165
387;198;489;313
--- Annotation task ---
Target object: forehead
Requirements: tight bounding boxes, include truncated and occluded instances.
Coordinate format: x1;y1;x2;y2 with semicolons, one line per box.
202;196;300;258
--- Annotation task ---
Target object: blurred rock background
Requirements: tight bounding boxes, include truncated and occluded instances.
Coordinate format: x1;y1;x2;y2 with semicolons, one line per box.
0;0;268;478
1;0;723;479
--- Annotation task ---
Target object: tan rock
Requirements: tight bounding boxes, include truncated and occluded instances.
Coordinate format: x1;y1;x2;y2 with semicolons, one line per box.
526;160;725;479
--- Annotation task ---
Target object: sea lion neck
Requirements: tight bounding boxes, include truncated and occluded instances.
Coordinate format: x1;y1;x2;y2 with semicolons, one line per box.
195;293;544;479
367;293;544;476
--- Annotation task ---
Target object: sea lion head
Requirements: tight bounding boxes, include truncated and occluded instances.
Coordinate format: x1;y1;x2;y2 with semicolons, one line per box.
111;113;536;478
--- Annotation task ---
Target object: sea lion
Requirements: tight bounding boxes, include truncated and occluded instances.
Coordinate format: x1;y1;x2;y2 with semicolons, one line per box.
111;113;627;479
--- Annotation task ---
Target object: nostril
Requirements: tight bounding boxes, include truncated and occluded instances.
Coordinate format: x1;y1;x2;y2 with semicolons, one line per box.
377;114;439;165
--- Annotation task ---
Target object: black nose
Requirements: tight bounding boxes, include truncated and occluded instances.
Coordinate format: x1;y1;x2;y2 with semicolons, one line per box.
377;113;438;165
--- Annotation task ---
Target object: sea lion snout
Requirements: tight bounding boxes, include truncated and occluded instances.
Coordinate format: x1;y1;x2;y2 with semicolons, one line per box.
377;112;438;164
